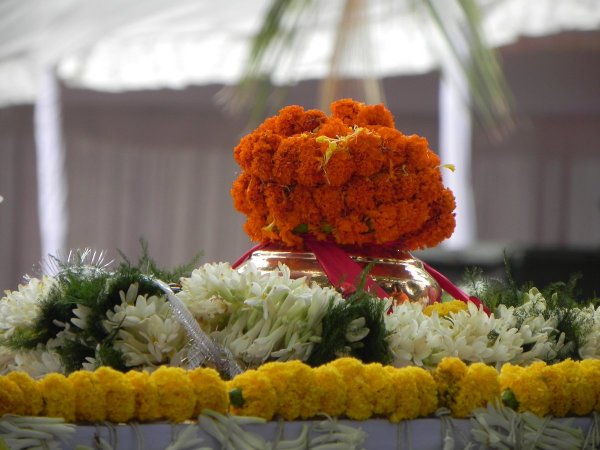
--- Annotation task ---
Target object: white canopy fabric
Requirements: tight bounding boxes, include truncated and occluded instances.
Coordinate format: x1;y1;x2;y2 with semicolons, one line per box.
1;0;599;107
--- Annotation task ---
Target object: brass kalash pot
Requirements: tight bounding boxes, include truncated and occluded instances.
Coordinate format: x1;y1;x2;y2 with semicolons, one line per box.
246;243;441;306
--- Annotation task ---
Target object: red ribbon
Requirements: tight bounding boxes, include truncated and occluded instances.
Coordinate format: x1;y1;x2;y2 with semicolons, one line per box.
303;237;389;298
421;262;491;315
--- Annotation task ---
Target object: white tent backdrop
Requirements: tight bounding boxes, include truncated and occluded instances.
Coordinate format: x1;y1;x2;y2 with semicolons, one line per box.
1;0;599;105
0;0;599;290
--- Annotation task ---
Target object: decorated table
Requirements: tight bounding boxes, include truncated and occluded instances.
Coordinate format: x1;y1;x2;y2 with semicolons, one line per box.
1;100;599;450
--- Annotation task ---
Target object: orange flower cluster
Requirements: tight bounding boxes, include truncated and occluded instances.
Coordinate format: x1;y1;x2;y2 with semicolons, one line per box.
231;99;456;250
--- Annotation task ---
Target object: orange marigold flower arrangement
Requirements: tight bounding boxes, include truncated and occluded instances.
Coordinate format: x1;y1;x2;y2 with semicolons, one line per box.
231;99;456;250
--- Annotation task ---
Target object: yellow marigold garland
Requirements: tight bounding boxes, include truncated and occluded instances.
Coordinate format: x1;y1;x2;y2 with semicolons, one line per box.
5;371;42;416
451;362;500;418
94;366;136;423
151;366;196;423
0;376;24;416
579;359;600;412
257;360;319;420
125;370;160;422
68;370;106;422
499;361;551;417
312;364;347;417
400;366;438;418
433;357;468;410
231;99;456;250
327;357;374;420
3;359;600;423
363;363;396;416
188;367;229;416
38;373;75;422
384;365;420;422
227;369;277;420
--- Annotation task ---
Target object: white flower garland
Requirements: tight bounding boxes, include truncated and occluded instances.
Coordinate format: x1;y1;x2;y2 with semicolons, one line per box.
176;262;342;366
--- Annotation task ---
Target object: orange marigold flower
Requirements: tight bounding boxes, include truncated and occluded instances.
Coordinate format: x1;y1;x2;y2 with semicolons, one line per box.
231;98;456;250
312;185;345;222
317;117;350;138
273;137;302;185
344;178;376;211
296;138;327;187
330;98;363;125
355;104;395;128
276;105;326;136
248;133;281;181
348;130;384;177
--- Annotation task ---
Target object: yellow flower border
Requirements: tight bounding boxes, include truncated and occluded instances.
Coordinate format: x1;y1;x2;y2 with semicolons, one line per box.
2;357;599;424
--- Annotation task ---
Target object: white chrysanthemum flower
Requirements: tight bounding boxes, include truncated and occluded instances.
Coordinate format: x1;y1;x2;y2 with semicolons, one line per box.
385;301;435;367
8;343;65;377
0;276;55;339
177;262;259;321
103;285;187;368
178;261;341;366
578;305;600;359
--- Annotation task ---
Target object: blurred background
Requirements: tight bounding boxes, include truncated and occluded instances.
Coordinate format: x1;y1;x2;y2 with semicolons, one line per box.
1;0;599;296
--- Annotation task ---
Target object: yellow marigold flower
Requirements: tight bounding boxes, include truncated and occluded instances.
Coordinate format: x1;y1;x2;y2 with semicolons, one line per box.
68;370;106;422
451;363;500;418
327;357;373;420
579;359;600;412
363;363;396;416
501;361;550;417
258;360;318;420
228;369;277;420
39;373;75;422
188;367;229;416
125;370;160;422
497;363;524;391
543;359;594;417
433;357;467;409
313;364;346;417
564;360;595;416
95;366;135;423
542;361;572;417
0;376;25;416
423;300;468;317
151;366;196;423
401;366;438;417
6;371;42;416
384;366;420;422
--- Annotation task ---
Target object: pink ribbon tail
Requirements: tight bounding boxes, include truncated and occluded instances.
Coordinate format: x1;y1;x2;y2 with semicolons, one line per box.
422;261;491;315
304;238;388;298
231;242;268;269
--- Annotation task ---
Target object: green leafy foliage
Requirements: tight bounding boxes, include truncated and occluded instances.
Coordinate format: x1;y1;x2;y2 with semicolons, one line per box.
308;267;392;367
3;241;202;373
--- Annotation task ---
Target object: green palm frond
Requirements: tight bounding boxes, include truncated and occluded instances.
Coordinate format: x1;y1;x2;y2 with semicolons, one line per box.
228;0;513;138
